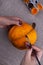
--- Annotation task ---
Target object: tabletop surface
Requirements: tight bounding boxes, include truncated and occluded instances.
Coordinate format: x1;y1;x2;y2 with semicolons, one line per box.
0;0;43;65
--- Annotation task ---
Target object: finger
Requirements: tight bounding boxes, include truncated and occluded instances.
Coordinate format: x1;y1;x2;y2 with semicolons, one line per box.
26;48;32;60
6;17;23;26
14;20;23;26
0;26;3;28
32;46;43;61
0;17;13;26
6;16;23;21
12;17;23;22
37;50;43;61
32;46;41;52
10;20;22;26
0;25;5;28
10;17;23;25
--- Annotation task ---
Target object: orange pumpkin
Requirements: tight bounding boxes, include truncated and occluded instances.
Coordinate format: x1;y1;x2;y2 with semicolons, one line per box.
8;22;37;50
31;7;38;15
24;0;29;3
37;3;43;10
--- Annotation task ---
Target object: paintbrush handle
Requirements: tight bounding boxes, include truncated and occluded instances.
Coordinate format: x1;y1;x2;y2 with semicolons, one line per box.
32;49;41;65
34;54;41;65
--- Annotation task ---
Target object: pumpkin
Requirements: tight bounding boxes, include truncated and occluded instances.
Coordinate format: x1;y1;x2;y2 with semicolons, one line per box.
37;3;43;10
8;22;37;50
23;0;29;3
31;7;38;15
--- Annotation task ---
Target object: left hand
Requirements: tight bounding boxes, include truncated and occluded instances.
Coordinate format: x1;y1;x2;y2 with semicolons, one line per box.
0;16;23;28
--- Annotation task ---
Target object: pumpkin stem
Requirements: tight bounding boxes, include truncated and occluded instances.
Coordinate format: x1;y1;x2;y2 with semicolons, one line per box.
32;22;36;29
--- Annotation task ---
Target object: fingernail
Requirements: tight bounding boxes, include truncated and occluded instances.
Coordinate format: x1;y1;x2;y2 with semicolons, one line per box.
19;20;22;25
25;42;32;49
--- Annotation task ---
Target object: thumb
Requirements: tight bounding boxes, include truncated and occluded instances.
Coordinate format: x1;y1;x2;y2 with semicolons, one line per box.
14;20;23;26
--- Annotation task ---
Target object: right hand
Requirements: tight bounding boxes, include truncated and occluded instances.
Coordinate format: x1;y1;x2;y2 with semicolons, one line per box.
20;45;43;65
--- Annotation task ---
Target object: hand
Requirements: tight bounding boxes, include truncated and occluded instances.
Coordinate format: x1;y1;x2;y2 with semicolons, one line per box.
20;44;43;65
0;16;23;28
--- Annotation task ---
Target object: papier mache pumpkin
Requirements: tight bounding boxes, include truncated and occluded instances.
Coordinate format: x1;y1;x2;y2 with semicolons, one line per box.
8;22;37;50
